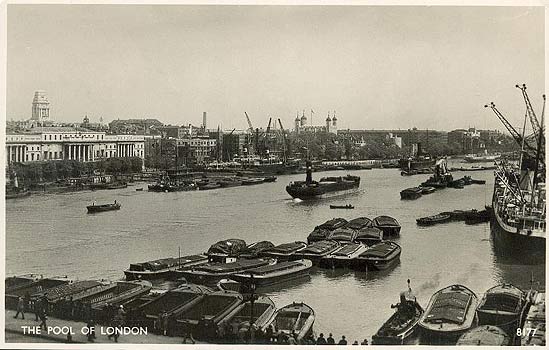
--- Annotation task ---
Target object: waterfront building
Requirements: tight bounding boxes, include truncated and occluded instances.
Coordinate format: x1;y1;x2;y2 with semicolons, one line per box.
398;128;448;149
180;136;217;165
221;130;252;161
6;127;145;164
337;129;403;148
144;134;217;168
448;128;485;153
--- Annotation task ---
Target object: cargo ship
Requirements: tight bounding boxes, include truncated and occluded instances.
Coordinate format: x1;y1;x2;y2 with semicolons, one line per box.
486;85;545;265
490;163;545;264
286;160;360;200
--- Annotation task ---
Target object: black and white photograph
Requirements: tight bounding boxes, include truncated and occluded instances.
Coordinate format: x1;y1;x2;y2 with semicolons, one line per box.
2;2;546;347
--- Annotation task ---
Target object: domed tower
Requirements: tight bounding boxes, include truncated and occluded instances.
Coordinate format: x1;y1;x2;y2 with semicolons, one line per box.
331;111;338;133
326;112;332;133
294;113;301;133
31;90;50;123
300;110;307;126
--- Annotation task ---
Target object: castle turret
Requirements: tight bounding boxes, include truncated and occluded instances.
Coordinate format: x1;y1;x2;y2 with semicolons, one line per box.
326;113;332;133
300;110;307;126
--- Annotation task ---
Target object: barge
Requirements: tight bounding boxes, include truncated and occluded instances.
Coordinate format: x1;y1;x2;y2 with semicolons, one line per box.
418;284;478;344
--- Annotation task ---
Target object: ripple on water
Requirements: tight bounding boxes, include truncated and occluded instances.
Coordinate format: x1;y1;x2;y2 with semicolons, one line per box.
5;163;544;341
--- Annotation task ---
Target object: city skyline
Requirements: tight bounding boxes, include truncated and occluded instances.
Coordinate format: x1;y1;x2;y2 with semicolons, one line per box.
7;5;545;133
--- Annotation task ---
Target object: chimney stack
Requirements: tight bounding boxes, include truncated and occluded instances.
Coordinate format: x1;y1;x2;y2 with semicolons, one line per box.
203;112;207;129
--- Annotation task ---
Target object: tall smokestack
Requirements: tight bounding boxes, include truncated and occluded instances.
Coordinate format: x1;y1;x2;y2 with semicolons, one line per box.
203;112;207;129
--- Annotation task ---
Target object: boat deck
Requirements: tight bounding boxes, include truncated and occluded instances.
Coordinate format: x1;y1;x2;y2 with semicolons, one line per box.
243;260;307;275
425;291;471;324
360;242;398;258
194;259;269;274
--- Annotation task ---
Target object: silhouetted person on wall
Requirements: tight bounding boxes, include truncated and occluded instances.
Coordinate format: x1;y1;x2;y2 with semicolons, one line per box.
316;333;327;345
14;297;25;319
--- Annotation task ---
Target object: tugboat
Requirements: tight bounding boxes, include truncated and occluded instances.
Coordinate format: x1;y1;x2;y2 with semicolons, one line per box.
485;86;545;264
399;143;436;172
286;160;360;200
421;158;453;188
372;280;424;345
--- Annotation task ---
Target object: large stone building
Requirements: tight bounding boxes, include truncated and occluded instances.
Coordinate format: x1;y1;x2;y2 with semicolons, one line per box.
448;127;485;153
6;91;145;165
6;127;145;164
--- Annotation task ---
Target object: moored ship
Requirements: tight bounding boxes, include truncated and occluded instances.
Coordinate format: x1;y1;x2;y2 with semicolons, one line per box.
286;160;360;200
486;86;546;264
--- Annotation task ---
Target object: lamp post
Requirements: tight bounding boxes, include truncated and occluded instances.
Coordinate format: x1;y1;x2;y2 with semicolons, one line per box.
247;273;256;344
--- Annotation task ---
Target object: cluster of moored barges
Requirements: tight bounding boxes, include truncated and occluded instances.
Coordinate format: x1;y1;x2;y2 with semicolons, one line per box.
5;273;316;343
416;208;491;226
400;157;486;200
401;175;486;200
371;282;545;346
148;175;276;192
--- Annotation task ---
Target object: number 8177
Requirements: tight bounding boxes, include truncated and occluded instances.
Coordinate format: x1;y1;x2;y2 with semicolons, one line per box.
517;328;537;337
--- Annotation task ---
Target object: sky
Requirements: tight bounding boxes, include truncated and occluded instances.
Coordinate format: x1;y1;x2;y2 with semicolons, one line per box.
7;5;545;132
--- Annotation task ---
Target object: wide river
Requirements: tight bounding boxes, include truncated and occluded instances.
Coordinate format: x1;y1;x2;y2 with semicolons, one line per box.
6;161;545;343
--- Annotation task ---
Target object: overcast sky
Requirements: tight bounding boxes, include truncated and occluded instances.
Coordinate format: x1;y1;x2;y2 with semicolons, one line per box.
7;5;545;132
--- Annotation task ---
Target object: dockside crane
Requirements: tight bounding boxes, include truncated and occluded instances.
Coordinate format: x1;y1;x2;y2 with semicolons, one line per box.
266;117;272;134
244;112;254;133
484;102;541;161
278;118;288;164
244;112;255;155
516;84;543;140
225;128;236;161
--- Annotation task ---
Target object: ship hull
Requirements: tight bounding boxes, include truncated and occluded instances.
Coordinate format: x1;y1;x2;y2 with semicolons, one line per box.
489;214;546;265
286;183;360;200
399;158;436;171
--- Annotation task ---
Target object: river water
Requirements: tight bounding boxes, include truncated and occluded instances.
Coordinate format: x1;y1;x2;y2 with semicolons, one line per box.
6;161;545;343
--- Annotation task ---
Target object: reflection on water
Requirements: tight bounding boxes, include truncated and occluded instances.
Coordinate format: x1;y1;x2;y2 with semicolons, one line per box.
6;161;545;341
